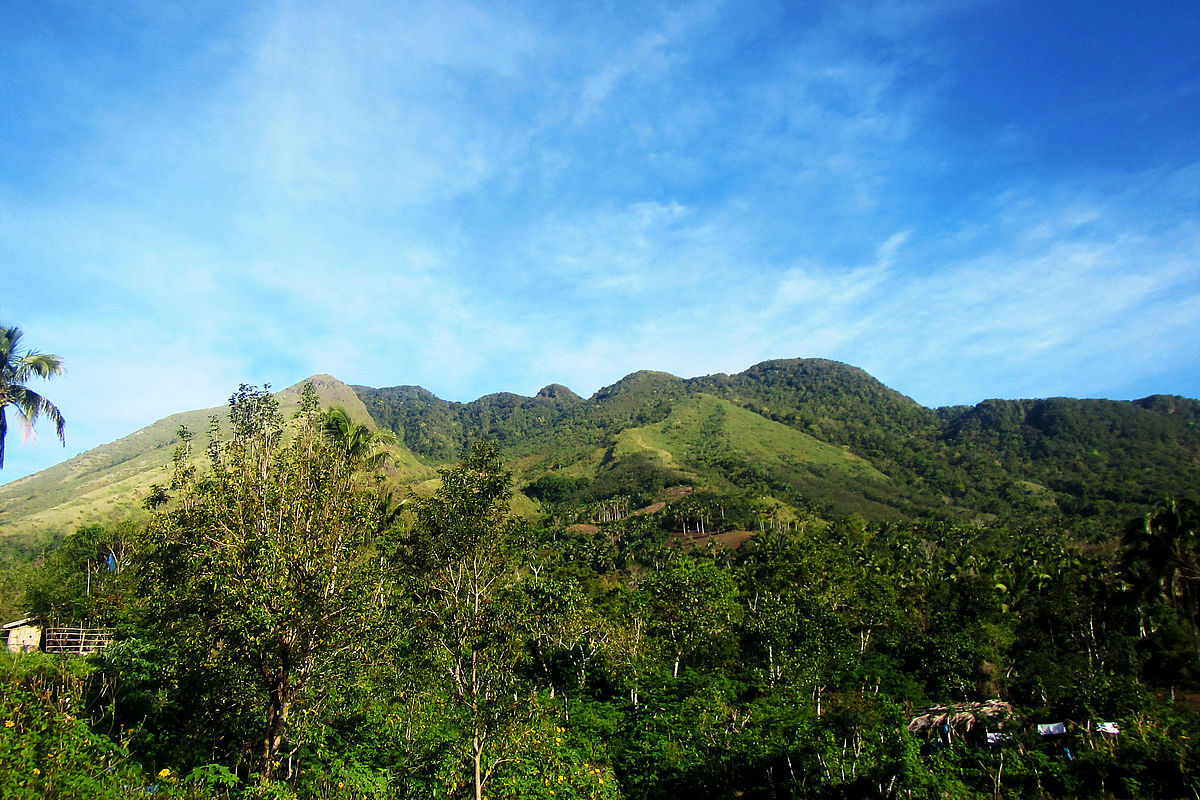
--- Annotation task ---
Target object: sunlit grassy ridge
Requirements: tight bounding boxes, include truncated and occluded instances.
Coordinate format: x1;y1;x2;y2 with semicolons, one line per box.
0;375;434;556
606;394;915;518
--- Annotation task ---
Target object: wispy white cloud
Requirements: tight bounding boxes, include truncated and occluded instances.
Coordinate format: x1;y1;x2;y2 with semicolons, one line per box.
483;163;1200;407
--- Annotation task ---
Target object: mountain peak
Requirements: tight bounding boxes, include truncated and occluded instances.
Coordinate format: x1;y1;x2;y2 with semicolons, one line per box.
536;383;581;402
594;370;685;400
291;374;347;392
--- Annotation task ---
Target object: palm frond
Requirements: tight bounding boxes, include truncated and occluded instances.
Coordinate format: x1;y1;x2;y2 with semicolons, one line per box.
8;385;67;444
14;352;66;382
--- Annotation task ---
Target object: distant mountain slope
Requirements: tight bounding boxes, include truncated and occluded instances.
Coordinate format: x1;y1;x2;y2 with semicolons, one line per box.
605;394;930;519
3;359;1197;553
356;358;1200;522
355;382;587;461
934;394;1200;516
0;376;431;555
0;404;218;554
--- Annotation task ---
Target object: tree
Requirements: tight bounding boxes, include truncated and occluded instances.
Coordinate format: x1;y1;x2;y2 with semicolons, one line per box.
321;405;397;470
0;324;65;469
646;557;740;679
135;383;387;783
24;522;138;625
1123;497;1200;665
405;441;529;800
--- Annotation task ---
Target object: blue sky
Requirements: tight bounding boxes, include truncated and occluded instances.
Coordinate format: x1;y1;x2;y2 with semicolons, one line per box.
2;0;1198;483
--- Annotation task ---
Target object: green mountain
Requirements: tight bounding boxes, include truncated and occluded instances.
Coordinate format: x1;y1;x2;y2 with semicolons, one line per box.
359;358;1199;522
3;359;1197;554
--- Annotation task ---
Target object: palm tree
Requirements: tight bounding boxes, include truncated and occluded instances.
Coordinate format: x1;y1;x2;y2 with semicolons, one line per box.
1123;497;1200;662
0;325;66;469
321;405;396;470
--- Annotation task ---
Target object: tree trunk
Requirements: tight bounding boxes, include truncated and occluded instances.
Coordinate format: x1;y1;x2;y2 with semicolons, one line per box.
261;688;290;783
473;734;483;800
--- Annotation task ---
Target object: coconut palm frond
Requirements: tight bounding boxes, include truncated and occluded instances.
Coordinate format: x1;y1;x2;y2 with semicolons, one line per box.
0;324;67;469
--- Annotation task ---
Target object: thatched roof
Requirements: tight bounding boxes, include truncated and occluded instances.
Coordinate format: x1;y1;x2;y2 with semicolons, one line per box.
907;700;1018;737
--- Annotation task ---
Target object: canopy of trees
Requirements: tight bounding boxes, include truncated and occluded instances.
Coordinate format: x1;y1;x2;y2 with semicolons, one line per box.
2;381;1198;799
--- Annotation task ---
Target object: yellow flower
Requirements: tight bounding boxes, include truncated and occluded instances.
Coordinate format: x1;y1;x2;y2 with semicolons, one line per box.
158;768;172;778
338;782;344;788
3;720;13;728
32;768;40;776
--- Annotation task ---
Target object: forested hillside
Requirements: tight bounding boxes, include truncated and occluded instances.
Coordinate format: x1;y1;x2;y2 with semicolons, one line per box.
355;358;1200;524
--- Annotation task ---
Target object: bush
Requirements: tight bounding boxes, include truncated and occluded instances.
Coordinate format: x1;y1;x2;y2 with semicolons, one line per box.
0;677;147;799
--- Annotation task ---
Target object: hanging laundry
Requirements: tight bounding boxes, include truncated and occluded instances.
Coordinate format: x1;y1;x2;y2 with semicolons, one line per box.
107;553;117;571
1038;722;1067;736
1096;721;1120;735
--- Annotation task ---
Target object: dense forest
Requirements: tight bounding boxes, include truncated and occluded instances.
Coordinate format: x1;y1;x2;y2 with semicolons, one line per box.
2;377;1198;799
356;359;1200;523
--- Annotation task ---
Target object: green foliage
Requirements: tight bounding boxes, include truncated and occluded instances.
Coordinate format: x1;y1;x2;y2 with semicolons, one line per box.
524;474;590;504
404;441;533;800
0;680;145;799
7;371;1200;799
131;383;389;782
23;522;137;625
0;651;171;800
577;453;691;507
1122;497;1200;672
320;405;397;470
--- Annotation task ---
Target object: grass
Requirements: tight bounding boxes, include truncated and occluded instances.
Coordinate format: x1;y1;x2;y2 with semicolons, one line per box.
0;376;436;552
608;395;942;519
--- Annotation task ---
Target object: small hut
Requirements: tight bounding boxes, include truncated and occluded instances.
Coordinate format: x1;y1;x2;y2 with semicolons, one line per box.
3;618;43;653
907;700;1019;745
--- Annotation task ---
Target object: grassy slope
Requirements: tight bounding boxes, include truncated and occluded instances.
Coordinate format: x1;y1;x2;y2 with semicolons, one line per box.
0;407;210;554
613;394;886;474
0;376;433;555
608;394;928;519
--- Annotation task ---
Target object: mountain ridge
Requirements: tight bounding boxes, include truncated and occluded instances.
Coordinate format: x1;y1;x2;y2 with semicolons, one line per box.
2;358;1197;555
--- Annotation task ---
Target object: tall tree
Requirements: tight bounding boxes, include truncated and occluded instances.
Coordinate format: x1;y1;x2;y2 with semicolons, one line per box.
0;324;66;468
406;441;528;800
1124;497;1200;664
135;383;387;783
